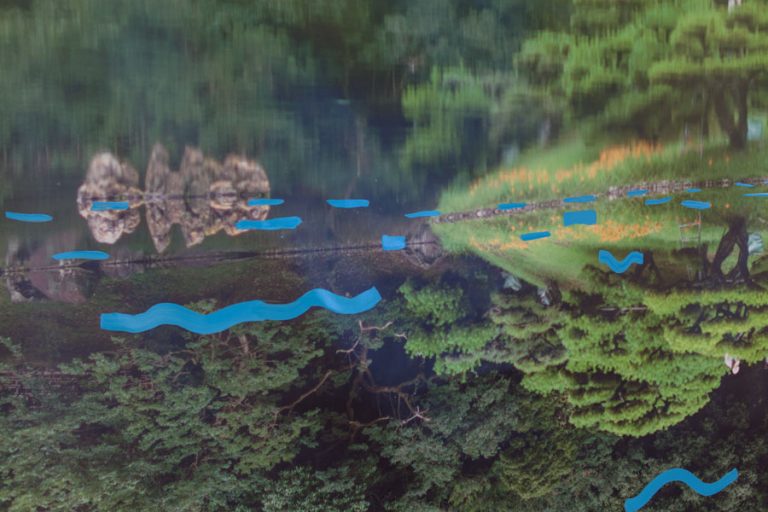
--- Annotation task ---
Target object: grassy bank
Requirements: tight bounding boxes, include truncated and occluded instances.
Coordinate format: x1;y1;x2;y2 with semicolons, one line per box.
435;138;768;287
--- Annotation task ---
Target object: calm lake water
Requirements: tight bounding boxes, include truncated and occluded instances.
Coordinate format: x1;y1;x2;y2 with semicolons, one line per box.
2;2;768;511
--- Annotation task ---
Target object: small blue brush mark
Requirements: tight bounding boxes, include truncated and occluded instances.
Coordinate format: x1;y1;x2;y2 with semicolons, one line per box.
382;235;406;250
53;250;110;261
247;198;284;206
564;195;596;204
681;200;711;210
744;192;768;197
735;182;754;187
327;199;369;208
599;250;644;274
686;188;701;193
91;201;129;211
101;287;382;334
563;210;597;226
498;202;526;210
405;210;440;218
624;468;738;512
645;197;672;206
521;231;550;241
627;189;647;197
235;217;302;231
5;211;53;223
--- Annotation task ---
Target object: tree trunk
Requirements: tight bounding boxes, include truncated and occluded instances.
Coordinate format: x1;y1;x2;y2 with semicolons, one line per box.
712;84;748;150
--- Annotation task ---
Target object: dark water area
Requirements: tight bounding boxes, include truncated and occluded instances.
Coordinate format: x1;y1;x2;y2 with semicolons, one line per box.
4;1;768;511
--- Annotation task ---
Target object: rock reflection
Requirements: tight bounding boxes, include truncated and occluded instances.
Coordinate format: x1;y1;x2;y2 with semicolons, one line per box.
77;144;272;252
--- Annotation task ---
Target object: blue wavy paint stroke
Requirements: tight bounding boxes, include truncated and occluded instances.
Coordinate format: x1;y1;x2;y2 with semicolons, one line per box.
627;189;647;197
735;182;754;187
624;468;738;512
599;250;644;274
564;195;596;204
686;188;701;193
91;201;129;211
100;287;383;334
744;192;768;197
235;217;302;230
247;198;284;206
53;251;110;261
405;210;440;218
645;197;672;206
382;235;406;250
5;211;53;223
521;231;550;241
681;200;711;210
498;202;526;210
327;199;369;208
563;210;597;227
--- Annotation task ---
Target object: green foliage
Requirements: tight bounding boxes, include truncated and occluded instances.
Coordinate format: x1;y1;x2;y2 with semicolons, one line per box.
262;464;372;512
400;278;465;327
0;315;335;511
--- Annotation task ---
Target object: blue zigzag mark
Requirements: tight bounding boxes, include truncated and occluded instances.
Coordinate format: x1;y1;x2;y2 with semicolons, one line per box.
598;250;644;274
100;287;382;334
625;468;738;512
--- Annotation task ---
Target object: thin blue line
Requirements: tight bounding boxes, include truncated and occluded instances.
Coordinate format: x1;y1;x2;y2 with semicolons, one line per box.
681;200;711;210
53;250;110;261
405;210;440;218
91;201;129;211
645;197;672;206
521;231;550;241
498;202;526;210
564;195;596;204
5;211;53;222
327;199;369;208
247;198;284;206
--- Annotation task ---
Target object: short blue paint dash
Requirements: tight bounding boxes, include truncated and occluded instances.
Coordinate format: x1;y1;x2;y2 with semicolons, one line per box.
5;211;53;223
563;210;597;227
53;250;110;261
645;197;672;206
247;198;284;206
405;210;440;218
382;235;406;251
681;200;711;210
564;195;596;204
235;217;302;231
91;201;129;211
744;192;768;197
735;182;754;188
599;250;644;274
521;231;550;241
327;199;369;209
627;189;647;198
686;188;701;193
498;202;527;210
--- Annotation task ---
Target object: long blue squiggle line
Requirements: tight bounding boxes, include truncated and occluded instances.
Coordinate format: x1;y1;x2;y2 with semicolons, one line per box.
100;287;382;334
599;250;644;273
624;468;738;512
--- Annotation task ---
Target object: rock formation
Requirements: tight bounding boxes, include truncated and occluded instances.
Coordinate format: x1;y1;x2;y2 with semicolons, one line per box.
76;144;272;252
